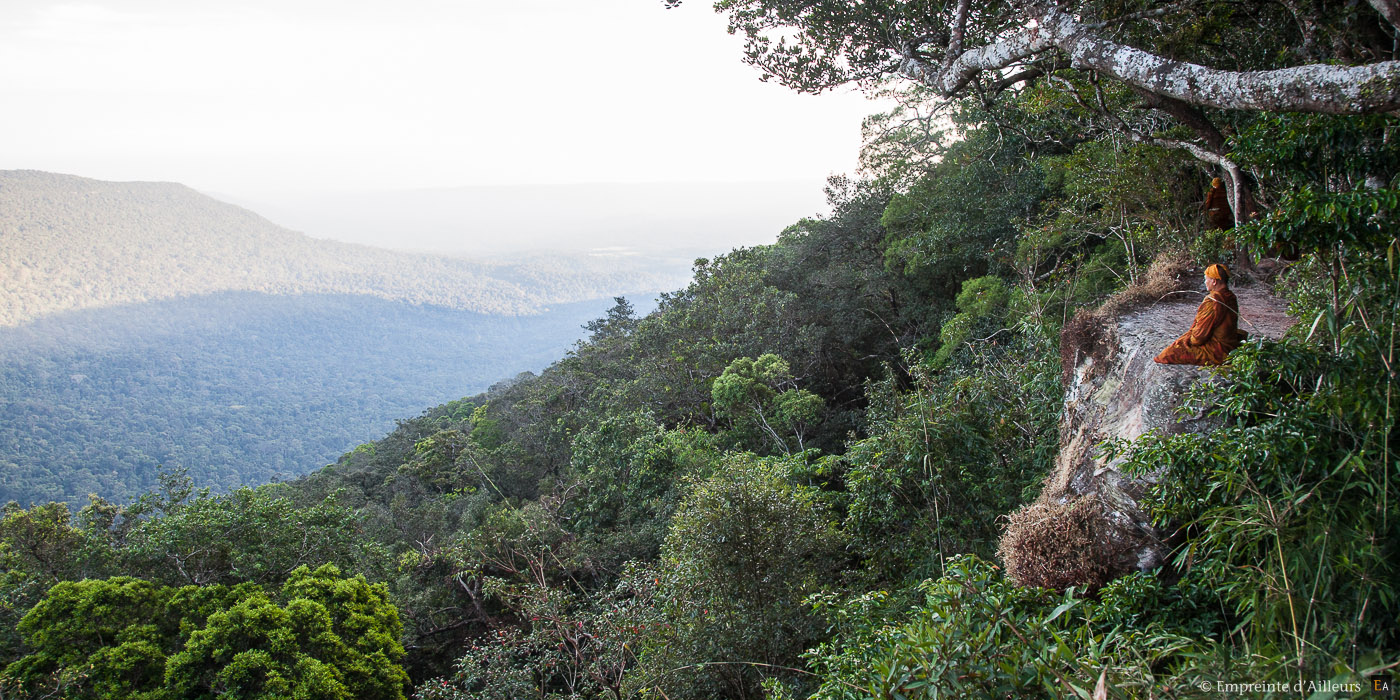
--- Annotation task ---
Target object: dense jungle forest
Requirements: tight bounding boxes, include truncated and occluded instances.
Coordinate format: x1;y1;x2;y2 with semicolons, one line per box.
0;293;626;505
1;0;1397;697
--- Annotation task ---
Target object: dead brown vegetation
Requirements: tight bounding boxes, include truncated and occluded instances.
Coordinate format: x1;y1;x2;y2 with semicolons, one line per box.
997;496;1135;592
1058;252;1196;381
1059;310;1110;383
1096;252;1197;320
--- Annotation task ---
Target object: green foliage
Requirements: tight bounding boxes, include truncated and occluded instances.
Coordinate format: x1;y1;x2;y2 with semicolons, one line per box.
566;413;718;571
803;556;1230;699
417;569;662;700
165;565;409;700
120;484;373;587
951;275;1011;320
712;0;942;92
0;501;99;584
631;250;817;430
583;296;641;344
1231;114;1400;269
837;332;1060;584
1016;139;1200;310
1038;139;1200;235
3;578;257;700
0;500;119;662
5;565;409;700
932;275;1010;366
1246;186;1400;254
1119;338;1400;674
167;573;402;699
881;130;1044;300
641;455;845;699
711;354;826;454
1232;114;1400;191
6;577;171;699
400;430;474;495
763;176;937;432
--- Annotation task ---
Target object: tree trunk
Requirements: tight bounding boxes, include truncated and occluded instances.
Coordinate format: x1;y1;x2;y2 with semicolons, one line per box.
1369;0;1400;32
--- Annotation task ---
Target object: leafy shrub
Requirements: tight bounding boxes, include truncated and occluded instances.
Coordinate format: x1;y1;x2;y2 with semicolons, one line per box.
1121;339;1400;675
932;276;1011;367
836;337;1060;584
3;565;408;700
416;568;662;700
638;455;845;699
802;555;1219;700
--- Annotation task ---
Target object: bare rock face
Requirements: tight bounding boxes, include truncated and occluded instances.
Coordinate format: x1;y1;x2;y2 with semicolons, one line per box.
999;285;1294;591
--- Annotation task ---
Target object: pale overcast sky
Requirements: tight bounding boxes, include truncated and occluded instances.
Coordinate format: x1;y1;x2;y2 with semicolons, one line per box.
0;0;879;198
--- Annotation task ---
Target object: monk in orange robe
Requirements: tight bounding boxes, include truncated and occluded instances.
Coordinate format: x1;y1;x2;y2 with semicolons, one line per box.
1155;263;1248;366
1204;177;1233;230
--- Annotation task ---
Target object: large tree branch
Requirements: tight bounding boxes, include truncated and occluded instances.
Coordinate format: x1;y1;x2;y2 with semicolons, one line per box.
1131;135;1252;228
1043;72;1260;228
1130;87;1228;152
942;0;973;76
991;66;1053;94
902;4;1400;113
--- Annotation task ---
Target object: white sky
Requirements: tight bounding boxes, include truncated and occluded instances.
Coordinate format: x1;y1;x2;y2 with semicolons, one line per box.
0;0;879;198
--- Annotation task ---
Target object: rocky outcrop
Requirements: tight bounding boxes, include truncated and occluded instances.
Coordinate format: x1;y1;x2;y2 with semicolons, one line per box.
999;283;1295;591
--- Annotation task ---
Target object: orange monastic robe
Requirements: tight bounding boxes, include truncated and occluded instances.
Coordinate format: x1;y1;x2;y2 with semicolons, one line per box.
1204;183;1233;230
1154;290;1246;366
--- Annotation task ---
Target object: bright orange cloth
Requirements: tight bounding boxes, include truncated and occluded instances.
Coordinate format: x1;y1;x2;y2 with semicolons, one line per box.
1154;290;1246;366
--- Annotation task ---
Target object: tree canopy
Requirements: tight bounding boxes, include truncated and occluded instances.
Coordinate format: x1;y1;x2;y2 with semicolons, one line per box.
704;0;1400;113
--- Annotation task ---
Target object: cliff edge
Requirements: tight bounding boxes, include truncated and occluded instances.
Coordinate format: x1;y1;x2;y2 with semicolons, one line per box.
999;276;1295;590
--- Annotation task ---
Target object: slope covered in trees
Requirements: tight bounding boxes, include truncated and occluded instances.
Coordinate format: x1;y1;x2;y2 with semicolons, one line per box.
0;293;631;505
1;0;1397;697
0;170;686;506
0;170;687;326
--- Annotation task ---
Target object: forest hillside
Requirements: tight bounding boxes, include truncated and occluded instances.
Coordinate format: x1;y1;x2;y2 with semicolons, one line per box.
0;293;629;505
0;172;685;505
0;170;688;326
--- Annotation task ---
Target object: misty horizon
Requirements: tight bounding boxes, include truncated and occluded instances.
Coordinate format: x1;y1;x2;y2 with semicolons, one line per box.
215;178;834;257
2;0;879;217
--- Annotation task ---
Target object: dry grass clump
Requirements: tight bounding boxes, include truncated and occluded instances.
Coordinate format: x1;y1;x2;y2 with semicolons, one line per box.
998;496;1131;592
1058;251;1196;381
1096;251;1196;320
1060;309;1110;382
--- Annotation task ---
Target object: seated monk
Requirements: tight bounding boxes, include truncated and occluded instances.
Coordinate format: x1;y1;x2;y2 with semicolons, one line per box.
1155;263;1248;366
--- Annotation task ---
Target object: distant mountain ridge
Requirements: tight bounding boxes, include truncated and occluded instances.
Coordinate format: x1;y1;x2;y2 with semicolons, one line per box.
0;170;687;327
0;169;690;504
227;179;829;256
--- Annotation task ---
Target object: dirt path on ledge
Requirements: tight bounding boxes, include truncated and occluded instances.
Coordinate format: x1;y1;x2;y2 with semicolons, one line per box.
1119;283;1297;353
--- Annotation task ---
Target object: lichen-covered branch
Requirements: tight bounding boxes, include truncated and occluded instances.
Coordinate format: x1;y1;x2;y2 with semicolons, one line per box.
903;4;1400;114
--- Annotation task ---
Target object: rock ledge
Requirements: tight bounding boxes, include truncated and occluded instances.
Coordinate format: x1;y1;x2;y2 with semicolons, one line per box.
998;285;1295;590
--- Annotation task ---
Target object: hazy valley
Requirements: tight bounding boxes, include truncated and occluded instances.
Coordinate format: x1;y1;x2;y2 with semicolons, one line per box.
0;171;680;504
0;170;691;327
